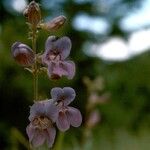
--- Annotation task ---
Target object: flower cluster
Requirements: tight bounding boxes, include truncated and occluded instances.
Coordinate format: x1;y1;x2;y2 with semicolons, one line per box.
11;0;82;149
11;35;75;80
26;88;82;147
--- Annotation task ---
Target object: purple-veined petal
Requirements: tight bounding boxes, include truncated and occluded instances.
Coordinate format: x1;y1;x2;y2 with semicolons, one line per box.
46;127;56;148
51;87;63;102
47;61;56;78
11;42;34;66
56;111;70;132
45;36;58;53
60;61;75;79
42;36;57;65
50;62;66;79
46;101;58;122
31;130;46;147
66;107;82;127
47;61;75;80
63;87;76;106
55;36;71;60
47;61;66;79
29;100;50;121
26;123;35;142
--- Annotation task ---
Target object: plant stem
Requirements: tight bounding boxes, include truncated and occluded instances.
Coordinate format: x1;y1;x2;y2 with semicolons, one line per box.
32;26;38;101
53;132;64;150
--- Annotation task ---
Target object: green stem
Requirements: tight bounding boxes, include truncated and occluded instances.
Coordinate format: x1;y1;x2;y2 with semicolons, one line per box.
32;26;38;101
54;132;64;150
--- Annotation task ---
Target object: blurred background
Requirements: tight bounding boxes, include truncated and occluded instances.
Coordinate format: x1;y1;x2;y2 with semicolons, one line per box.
0;0;150;149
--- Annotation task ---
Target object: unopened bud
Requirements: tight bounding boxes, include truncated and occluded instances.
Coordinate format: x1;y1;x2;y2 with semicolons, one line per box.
11;42;34;66
23;1;41;27
39;15;66;31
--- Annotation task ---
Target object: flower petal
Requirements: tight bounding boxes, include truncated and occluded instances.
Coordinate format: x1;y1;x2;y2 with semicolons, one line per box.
45;36;58;52
11;42;34;66
42;36;57;65
51;87;76;106
60;61;75;79
46;101;58;122
48;61;68;79
46;127;56;148
29;100;50;121
66;107;82;127
56;111;70;132
47;60;75;80
47;62;57;79
63;87;76;106
26;123;35;142
51;87;63;102
55;36;71;60
31;130;46;147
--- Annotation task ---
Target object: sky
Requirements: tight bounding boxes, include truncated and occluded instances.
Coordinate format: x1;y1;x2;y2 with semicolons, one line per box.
10;0;150;61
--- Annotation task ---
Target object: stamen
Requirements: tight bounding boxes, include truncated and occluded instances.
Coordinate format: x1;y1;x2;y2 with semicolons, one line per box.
32;116;52;130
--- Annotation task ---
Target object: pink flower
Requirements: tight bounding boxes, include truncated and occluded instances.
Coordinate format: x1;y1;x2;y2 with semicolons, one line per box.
42;36;75;80
51;87;82;131
26;100;58;148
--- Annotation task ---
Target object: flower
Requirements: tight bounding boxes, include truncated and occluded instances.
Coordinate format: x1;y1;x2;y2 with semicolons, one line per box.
42;36;75;80
11;42;34;66
23;1;41;27
39;15;66;31
26;100;58;148
51;87;82;131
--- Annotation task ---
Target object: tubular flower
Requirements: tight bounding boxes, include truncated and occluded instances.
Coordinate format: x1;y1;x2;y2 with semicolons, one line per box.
26;100;58;148
51;87;82;132
42;36;75;80
11;42;34;66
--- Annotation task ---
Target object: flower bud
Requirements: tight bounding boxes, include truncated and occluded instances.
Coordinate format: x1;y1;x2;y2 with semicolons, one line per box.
39;15;66;31
23;1;41;27
11;42;34;66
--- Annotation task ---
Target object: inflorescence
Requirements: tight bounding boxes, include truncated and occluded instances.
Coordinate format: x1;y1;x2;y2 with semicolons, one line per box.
11;1;82;148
